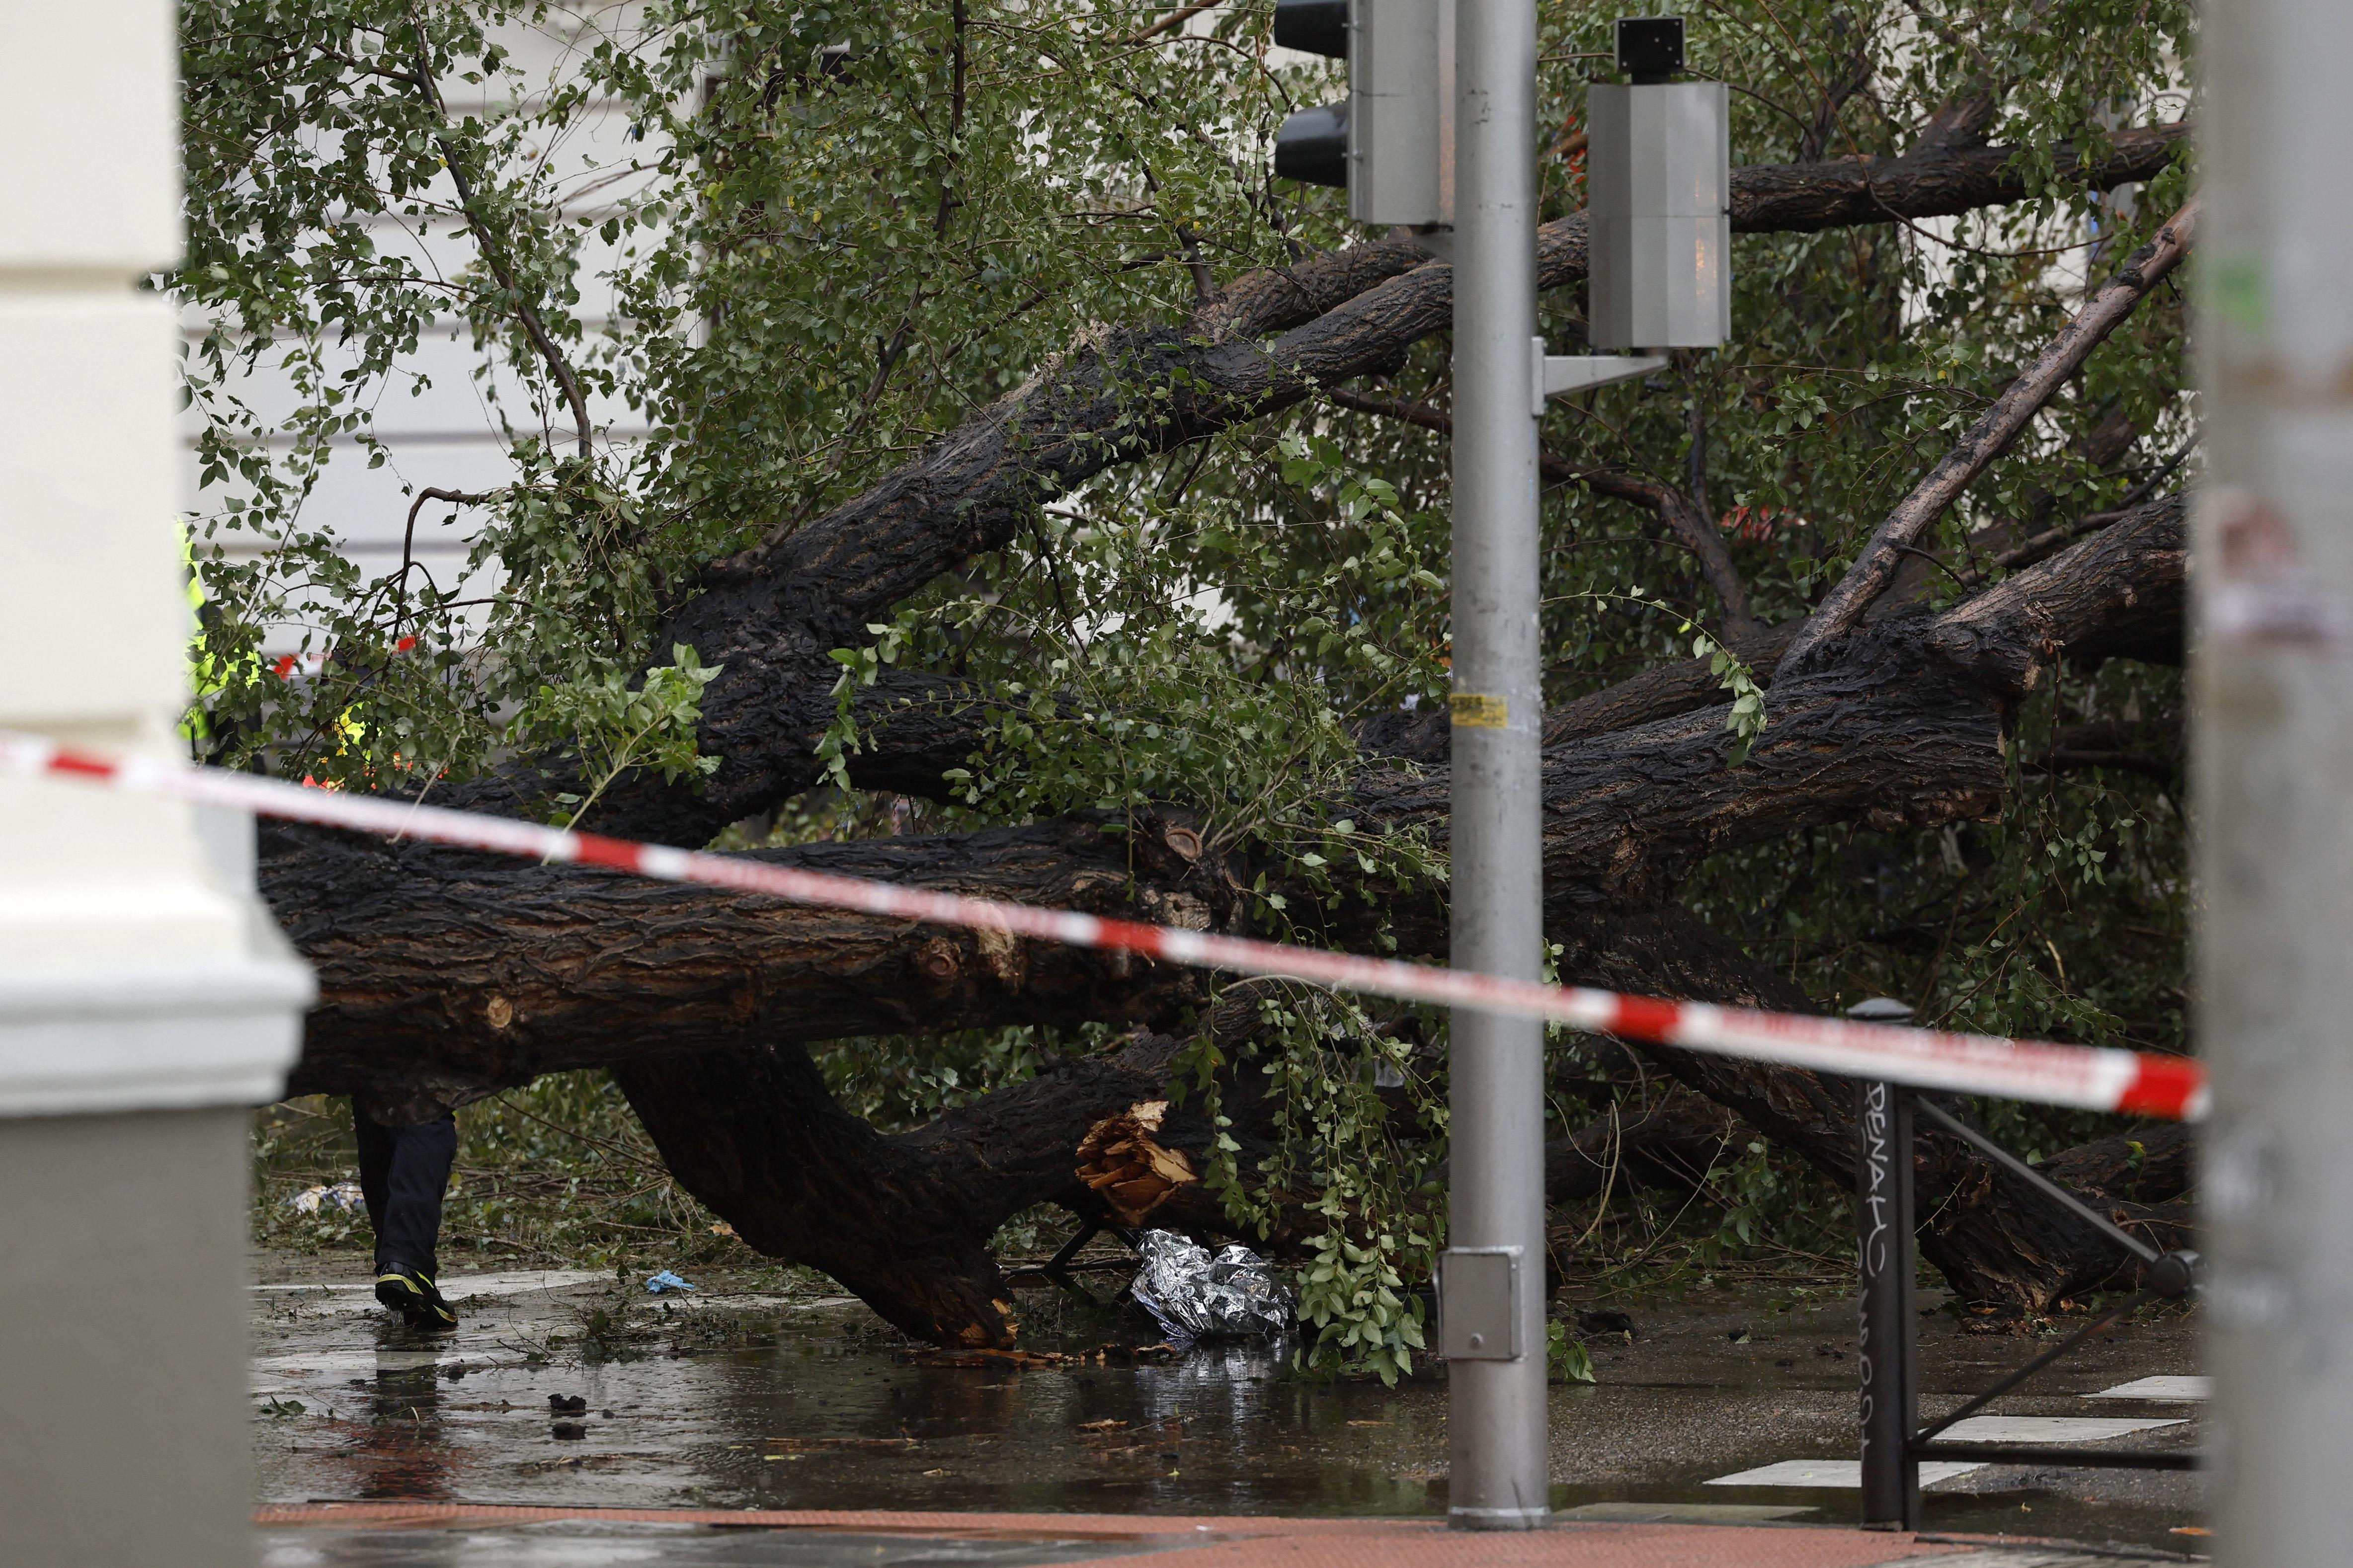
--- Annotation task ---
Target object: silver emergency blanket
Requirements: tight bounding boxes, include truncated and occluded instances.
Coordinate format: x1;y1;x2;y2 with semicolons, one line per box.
1130;1229;1294;1346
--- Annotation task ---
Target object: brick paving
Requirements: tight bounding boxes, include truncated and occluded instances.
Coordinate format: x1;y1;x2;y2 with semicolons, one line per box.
256;1503;1973;1568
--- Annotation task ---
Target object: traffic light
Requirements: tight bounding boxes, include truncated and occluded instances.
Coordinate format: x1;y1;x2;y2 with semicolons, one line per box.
1272;0;1452;227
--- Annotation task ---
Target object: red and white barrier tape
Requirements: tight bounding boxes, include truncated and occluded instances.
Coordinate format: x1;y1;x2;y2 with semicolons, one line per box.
0;731;2207;1122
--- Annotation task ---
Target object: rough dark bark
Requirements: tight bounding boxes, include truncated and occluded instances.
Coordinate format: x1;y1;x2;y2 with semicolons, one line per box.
270;810;1231;1124
1926;495;2188;690
271;497;2179;1114
613;1028;1193;1347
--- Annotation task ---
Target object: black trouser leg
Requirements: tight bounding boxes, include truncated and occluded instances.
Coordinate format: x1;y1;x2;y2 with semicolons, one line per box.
353;1103;457;1278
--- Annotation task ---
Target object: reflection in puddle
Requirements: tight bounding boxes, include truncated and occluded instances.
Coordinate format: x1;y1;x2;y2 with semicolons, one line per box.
251;1261;2202;1550
349;1358;460;1501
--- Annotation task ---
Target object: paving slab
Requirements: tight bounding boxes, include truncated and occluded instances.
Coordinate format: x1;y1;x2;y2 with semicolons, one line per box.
1704;1461;1986;1490
1932;1417;2184;1444
2087;1377;2208;1403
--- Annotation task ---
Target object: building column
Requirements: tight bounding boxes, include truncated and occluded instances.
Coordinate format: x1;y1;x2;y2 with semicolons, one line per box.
0;4;313;1564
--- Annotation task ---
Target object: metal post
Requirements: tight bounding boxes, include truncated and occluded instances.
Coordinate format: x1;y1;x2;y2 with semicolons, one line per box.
1856;1080;1919;1530
2199;0;2353;1564
1442;0;1548;1532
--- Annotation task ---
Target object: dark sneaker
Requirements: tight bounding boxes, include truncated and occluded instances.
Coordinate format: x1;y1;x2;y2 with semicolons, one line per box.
374;1260;458;1331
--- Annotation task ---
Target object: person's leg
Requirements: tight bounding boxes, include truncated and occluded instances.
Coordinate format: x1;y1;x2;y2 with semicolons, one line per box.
373;1114;456;1278
352;1104;459;1329
352;1103;393;1241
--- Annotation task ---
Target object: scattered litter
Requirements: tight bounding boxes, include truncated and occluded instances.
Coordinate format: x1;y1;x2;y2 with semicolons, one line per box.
1078;1418;1127;1432
708;1222;738;1239
1129;1230;1294;1347
289;1182;364;1215
645;1270;695;1294
1577;1308;1636;1338
548;1394;588;1414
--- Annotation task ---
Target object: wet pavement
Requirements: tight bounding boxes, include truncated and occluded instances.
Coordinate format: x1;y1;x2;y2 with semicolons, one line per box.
249;1252;2204;1558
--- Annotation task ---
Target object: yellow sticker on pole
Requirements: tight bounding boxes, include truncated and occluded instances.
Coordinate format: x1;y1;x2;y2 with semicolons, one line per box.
1449;694;1509;729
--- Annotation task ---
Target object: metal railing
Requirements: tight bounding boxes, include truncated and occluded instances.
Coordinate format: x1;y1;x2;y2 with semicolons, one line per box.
1856;1069;2198;1529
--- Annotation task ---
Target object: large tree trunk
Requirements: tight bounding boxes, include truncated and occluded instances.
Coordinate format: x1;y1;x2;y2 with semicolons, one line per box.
266;810;1230;1123
281;493;2176;1117
259;501;2189;1339
611;1029;1195;1347
611;896;2185;1346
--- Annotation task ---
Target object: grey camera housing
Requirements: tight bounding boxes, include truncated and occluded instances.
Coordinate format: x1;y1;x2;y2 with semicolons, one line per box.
1586;80;1730;349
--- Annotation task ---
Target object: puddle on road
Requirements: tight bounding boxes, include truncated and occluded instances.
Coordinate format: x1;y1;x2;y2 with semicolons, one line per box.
251;1254;2203;1552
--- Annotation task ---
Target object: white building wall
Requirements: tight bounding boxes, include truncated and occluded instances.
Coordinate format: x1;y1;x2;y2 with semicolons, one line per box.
184;4;671;657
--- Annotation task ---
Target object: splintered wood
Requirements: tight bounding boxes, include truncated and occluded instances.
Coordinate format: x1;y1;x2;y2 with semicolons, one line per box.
1074;1099;1198;1224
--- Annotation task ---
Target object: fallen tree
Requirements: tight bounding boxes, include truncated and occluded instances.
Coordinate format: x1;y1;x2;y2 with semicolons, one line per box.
265;494;2186;1341
199;9;2199;1353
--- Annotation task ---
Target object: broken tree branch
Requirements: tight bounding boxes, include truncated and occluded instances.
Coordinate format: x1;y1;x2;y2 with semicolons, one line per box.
1325;386;1757;632
491;126;2189;851
1776;198;2198;678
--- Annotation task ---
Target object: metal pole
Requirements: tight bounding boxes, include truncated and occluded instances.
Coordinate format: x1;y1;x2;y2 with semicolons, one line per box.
2199;1;2353;1564
1445;0;1548;1532
1856;1080;1919;1530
